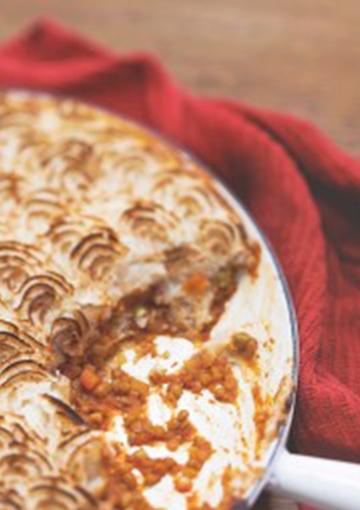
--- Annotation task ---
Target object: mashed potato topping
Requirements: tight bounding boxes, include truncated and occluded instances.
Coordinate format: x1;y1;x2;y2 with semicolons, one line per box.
0;93;292;510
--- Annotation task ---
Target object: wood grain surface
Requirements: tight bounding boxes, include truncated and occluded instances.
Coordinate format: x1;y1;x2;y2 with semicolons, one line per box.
1;0;359;156
1;1;356;509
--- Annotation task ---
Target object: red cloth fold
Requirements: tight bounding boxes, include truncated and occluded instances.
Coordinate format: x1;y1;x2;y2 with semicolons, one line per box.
1;17;359;507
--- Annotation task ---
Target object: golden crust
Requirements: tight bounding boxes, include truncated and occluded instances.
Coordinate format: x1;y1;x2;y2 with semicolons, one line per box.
0;92;290;510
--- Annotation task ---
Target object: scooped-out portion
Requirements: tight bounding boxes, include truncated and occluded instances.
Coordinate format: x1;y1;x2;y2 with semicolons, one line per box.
0;92;292;510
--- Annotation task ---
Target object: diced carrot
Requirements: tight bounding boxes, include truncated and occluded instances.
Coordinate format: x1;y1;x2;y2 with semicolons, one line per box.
183;272;209;296
174;476;192;493
80;365;101;392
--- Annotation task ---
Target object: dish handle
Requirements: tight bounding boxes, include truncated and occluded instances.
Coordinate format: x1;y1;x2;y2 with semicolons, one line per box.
268;449;360;510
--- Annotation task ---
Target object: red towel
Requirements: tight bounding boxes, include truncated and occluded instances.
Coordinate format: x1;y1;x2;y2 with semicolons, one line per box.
0;18;359;508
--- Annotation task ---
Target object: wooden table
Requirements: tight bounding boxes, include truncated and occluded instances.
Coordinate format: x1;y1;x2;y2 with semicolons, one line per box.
2;0;359;156
2;1;357;508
